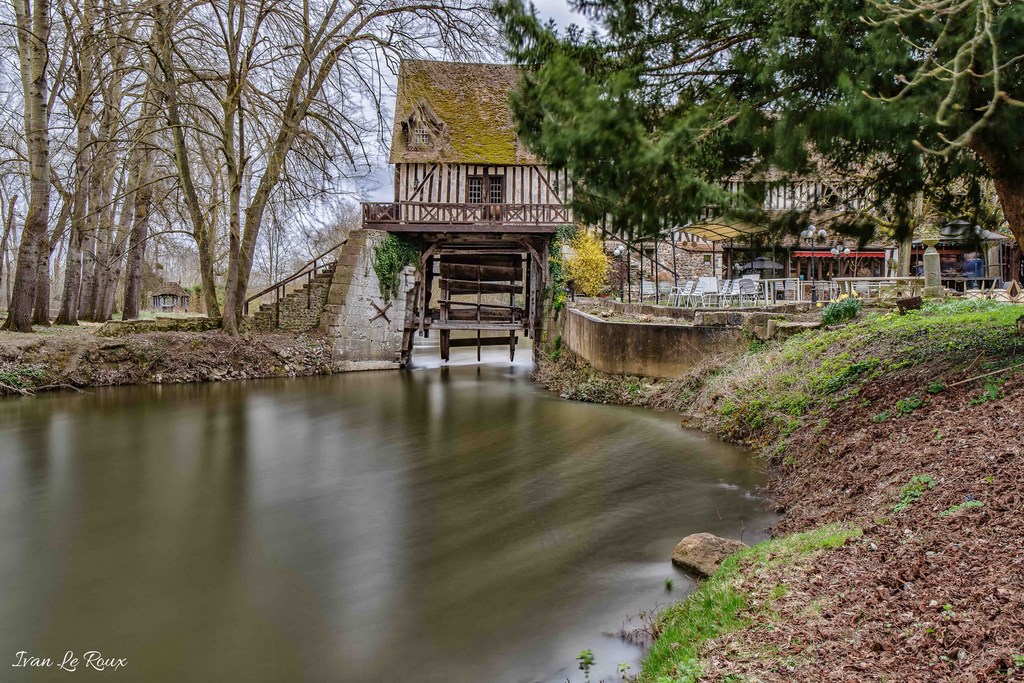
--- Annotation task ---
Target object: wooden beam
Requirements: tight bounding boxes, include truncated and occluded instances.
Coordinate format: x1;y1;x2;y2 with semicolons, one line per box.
439;254;522;267
449;336;519;348
440;263;523;281
430;321;524;330
447;308;518;322
438;299;523;311
442;279;521;295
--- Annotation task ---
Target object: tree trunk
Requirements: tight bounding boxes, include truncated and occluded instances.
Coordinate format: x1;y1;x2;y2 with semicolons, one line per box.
970;134;1024;255
122;58;164;320
32;232;50;325
154;3;221;319
81;98;118;321
0;196;15;301
122;177;152;319
4;0;51;333
95;163;138;322
991;175;1024;257
54;0;94;326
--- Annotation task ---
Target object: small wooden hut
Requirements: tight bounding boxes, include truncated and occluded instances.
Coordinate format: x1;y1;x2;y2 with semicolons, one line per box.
151;282;191;313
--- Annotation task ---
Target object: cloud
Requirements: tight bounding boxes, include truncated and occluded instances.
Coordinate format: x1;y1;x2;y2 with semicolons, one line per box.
531;0;580;28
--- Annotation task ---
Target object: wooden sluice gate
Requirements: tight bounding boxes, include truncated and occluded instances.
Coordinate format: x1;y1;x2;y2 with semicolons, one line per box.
410;236;550;362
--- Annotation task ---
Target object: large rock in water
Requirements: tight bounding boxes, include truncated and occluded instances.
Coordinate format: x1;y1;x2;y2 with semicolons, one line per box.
671;533;748;577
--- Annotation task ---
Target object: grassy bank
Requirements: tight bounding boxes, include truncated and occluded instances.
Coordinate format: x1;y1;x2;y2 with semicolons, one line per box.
537;300;1024;680
641;525;862;683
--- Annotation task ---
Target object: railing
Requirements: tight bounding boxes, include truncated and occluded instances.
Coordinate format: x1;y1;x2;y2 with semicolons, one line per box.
833;277;924;299
243;239;348;324
362;202;571;227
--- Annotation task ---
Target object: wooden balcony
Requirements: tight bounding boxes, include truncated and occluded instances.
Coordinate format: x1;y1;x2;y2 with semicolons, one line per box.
362;202;571;233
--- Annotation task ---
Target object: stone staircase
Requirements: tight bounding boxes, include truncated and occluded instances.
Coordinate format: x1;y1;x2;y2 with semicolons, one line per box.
248;261;337;333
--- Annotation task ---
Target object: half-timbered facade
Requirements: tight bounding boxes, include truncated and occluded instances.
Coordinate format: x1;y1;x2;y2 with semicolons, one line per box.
363;60;570;232
361;60;571;361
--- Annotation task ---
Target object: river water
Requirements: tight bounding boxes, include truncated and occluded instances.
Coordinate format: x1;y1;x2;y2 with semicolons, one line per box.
0;342;774;682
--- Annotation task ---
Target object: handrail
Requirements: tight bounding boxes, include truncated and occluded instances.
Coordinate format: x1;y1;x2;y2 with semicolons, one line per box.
831;276;924;298
243;239;348;318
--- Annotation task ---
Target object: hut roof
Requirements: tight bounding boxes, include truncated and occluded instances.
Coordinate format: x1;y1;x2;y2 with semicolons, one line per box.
152;281;189;298
389;59;537;166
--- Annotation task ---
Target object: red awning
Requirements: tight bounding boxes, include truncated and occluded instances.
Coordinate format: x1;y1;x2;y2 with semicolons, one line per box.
791;250;886;258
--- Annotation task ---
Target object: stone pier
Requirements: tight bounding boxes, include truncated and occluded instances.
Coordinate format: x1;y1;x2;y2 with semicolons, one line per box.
319;230;417;370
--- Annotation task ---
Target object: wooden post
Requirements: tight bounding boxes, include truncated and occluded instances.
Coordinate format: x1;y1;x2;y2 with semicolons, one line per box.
671;233;678;287
638;240;644;302
626;244;631;303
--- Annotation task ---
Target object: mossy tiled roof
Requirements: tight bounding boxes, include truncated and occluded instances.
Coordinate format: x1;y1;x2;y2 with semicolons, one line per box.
389;60;537;166
152;281;189;298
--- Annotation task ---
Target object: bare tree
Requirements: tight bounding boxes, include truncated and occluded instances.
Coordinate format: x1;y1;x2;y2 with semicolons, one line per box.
155;0;496;333
3;0;51;332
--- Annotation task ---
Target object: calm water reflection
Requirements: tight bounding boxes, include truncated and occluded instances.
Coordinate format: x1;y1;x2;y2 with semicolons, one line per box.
0;342;774;682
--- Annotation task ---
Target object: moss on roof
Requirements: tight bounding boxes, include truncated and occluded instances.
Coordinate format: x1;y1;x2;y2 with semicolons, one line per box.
389;60;537;166
152;281;189;298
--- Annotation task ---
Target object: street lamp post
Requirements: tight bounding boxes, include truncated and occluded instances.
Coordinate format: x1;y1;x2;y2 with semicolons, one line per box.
830;244;851;274
800;225;827;303
973;224;993;284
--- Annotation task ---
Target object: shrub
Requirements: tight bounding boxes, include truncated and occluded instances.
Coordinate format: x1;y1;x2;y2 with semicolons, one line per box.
564;229;610;296
821;296;863;325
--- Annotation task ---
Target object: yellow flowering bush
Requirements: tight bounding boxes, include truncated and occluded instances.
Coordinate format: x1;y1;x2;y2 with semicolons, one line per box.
565;229;610;296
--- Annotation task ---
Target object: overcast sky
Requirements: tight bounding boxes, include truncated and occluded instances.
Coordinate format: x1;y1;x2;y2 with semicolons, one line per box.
532;0;580;28
359;0;585;202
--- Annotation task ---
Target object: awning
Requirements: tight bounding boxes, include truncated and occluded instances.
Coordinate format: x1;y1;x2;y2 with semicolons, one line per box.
682;217;769;243
791;250;886;258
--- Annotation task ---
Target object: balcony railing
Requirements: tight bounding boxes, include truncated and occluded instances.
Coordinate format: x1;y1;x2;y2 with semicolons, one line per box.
362;202;571;232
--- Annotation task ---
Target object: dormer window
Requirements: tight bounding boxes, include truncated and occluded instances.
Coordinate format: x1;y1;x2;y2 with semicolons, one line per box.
404;99;444;150
413;123;431;146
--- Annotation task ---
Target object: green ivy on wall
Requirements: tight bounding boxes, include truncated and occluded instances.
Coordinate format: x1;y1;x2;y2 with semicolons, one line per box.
373;234;422;301
548;224;578;289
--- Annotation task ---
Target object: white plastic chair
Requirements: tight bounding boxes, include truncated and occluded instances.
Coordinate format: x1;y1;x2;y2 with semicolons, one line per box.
692;277;715;307
784;279;799;301
737;278;760;307
699;277;722;307
670;281;694;307
718;280;740;307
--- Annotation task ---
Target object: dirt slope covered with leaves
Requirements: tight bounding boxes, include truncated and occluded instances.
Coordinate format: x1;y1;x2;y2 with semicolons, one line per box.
537;300;1024;680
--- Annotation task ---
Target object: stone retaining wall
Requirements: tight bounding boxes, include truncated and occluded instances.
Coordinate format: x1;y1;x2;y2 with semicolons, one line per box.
561;308;747;378
98;316;222;336
591;298;810;320
319;230;417;370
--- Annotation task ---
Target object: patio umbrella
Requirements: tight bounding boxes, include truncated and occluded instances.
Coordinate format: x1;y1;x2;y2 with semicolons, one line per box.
737;257;785;270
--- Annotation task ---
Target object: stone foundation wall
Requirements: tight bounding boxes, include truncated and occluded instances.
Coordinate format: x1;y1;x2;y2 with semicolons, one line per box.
561;308;747;378
98;316;222;336
319;230;417;370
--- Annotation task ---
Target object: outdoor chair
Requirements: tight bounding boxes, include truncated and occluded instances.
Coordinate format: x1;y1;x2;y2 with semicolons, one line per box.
783;280;799;301
737;278;760;307
670;281;694;307
718;280;741;307
694;277;718;307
